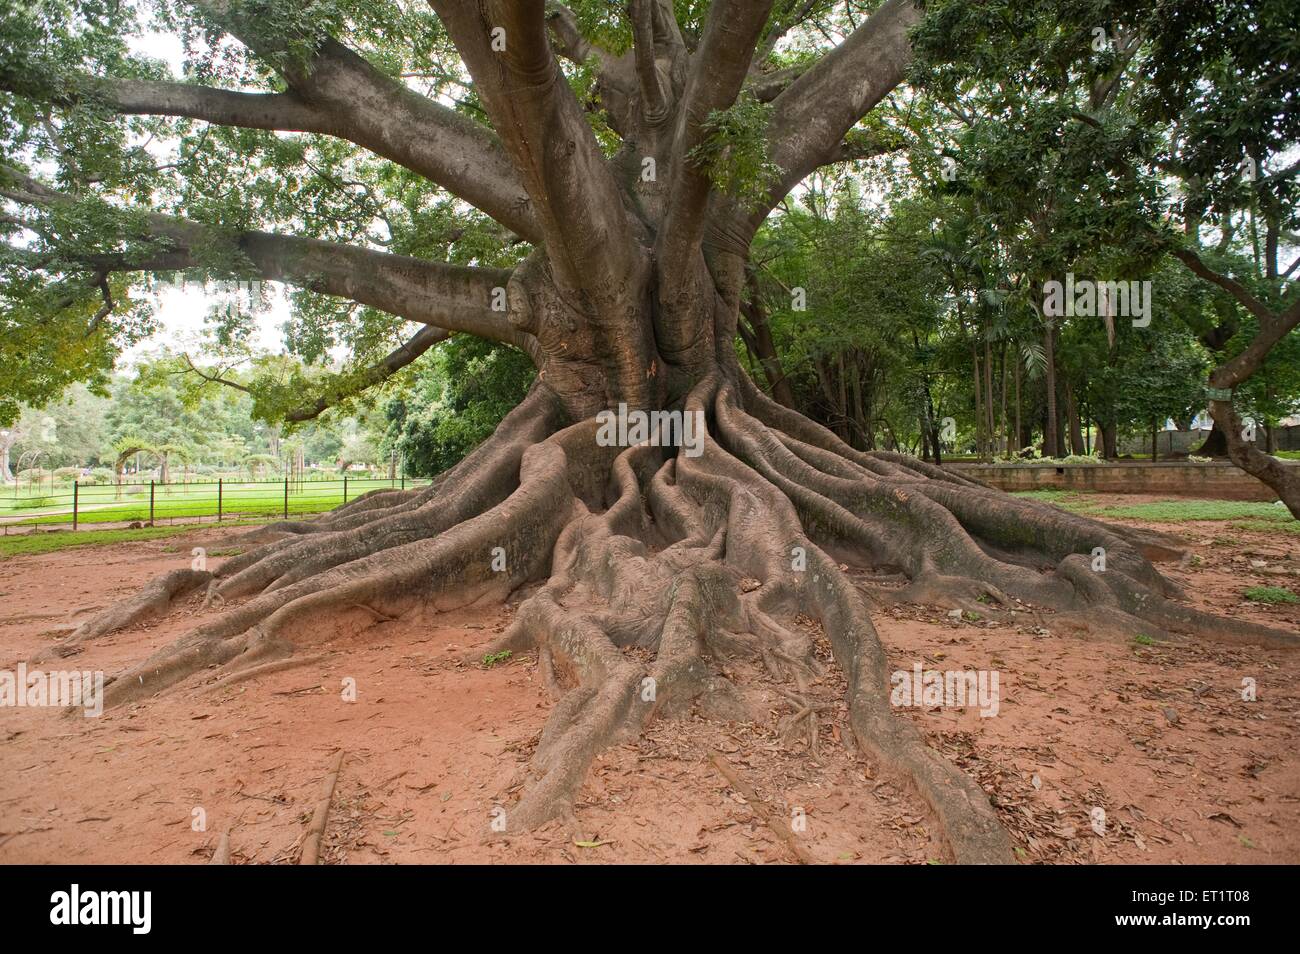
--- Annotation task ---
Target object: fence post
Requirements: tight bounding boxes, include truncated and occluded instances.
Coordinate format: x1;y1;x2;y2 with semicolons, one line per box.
218;479;223;523
73;480;78;531
150;480;155;525
284;478;289;519
343;476;348;504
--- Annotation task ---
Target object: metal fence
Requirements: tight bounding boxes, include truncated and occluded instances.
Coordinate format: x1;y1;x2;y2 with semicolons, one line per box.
0;476;432;533
1118;424;1300;457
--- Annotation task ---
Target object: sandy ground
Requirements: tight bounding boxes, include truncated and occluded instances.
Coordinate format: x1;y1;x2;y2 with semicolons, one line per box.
1;498;1297;864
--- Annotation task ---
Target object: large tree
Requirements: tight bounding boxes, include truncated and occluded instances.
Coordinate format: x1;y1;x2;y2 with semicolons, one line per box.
4;0;1293;863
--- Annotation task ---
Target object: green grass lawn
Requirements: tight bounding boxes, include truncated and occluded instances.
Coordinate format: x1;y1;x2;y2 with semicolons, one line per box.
0;519;273;559
1;478;430;526
1012;490;1299;532
0;524;199;558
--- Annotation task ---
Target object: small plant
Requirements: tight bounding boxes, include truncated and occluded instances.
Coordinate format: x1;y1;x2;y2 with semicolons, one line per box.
1244;586;1299;605
1133;634;1156;646
481;649;513;668
686;96;781;210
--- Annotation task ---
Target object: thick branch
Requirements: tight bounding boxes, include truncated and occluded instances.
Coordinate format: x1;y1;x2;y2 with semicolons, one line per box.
3;166;530;352
431;0;653;405
544;4;641;137
281;38;540;242
285;324;452;422
741;0;921;236
1170;246;1275;326
630;0;669;121
180;0;544;240
659;0;776;279
747;64;808;103
430;1;640;289
4;64;540;242
1209;298;1300;390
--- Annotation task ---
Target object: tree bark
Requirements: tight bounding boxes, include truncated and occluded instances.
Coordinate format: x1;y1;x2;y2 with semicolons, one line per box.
1064;379;1084;456
739;284;796;407
1043;318;1062;457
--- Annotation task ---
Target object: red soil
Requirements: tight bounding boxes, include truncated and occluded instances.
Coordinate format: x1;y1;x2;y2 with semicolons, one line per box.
1;500;1297;864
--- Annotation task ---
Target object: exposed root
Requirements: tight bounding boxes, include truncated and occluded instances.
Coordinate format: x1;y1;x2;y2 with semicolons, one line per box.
202;653;332;695
35;568;211;663
75;371;1298;863
209;830;232;865
300;750;345;865
709;750;817;864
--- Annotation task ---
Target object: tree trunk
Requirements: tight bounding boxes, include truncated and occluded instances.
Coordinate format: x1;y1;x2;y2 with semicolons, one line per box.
1210;400;1300;517
0;429;17;484
1013;355;1023;456
999;341;1009;459
984;337;996;459
740;277;796;408
1099;420;1117;459
1043;319;1062;457
813;356;848;442
1064;379;1084;456
849;350;867;451
1194;422;1229;457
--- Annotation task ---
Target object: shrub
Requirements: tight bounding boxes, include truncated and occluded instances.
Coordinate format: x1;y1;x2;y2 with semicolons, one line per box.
15;495;59;509
1244;586;1298;605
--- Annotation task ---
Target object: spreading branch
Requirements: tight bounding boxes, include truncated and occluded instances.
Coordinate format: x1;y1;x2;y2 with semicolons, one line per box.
740;0;921;236
3;60;541;242
3;166;531;352
1170;246;1276;326
284;324;453;422
659;0;776;279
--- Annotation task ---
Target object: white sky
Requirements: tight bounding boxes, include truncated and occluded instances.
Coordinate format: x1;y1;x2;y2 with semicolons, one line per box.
121;30;289;366
123;281;290;366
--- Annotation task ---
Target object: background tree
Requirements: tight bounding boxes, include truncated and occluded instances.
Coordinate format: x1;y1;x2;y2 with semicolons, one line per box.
910;0;1300;509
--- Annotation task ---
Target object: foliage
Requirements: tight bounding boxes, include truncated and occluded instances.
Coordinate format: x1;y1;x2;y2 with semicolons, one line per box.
382;335;535;477
1243;586;1299;605
687;96;781;210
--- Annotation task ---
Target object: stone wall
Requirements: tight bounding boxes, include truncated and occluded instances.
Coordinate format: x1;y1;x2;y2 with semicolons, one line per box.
947;461;1293;501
